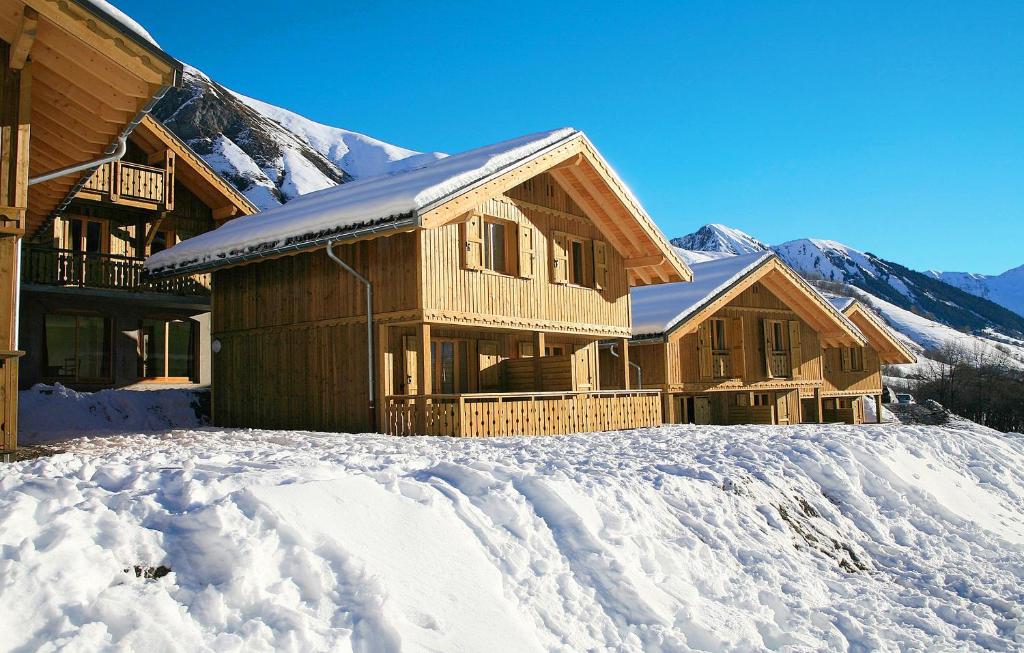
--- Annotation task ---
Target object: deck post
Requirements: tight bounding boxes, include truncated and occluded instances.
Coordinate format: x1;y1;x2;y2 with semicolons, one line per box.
533;331;545;391
617;337;630;389
376;323;390;432
416;323;431;434
876;394;883;423
815;388;824;423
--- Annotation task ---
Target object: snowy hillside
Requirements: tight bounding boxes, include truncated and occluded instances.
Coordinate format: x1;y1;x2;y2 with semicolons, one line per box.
673;224;1024;367
928;265;1024;318
2;423;1022;650
152;66;445;210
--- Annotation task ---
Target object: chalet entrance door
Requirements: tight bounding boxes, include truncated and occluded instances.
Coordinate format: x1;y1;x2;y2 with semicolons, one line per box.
431;338;468;394
694;396;712;425
775;392;791;425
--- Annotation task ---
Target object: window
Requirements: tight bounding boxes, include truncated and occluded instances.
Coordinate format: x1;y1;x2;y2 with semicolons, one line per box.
140;319;196;380
752;393;770;407
570;239;586;285
482;220;507;273
770;321;786;352
710;318;728;352
43;314;112;382
850;347;864;371
150;229;175;255
431;338;469;393
62;217;107;253
545;344;567;356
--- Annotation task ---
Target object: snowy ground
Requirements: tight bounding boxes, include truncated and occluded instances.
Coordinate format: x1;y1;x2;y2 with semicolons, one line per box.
2;418;1023;651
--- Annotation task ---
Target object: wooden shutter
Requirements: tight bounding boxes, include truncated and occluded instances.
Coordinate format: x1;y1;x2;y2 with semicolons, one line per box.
788;320;802;379
462;214;484;270
551;231;569;284
697;321;713;380
762;319;774;378
730;316;745;379
841;347;852;372
517;224;535;278
592;240;608;290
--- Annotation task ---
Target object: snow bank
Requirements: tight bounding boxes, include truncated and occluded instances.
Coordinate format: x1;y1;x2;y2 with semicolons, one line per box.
18;384;205;444
2;423;1022;650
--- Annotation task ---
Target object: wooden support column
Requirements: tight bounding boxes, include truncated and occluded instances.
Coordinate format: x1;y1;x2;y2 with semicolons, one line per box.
663;392;676;424
815;388;824;424
533;330;545;391
415;323;431;434
617;337;630;390
375;323;390;433
876;394;884;424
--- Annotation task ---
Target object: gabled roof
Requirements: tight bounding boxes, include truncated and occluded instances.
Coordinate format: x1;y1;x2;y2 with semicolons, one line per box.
837;299;917;365
145;129;691;286
127;115;258;219
631;252;866;348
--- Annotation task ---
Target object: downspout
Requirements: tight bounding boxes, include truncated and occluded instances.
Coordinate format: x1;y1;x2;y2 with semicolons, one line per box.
28;134;127;186
609;344;643;390
326;240;375;430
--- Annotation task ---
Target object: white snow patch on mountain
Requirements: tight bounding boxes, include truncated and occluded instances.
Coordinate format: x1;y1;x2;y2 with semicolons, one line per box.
929;265;1024;318
671;223;769;256
2;422;1023;651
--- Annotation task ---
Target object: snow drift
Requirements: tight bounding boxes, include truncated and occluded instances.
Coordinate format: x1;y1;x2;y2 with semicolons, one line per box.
1;422;1022;650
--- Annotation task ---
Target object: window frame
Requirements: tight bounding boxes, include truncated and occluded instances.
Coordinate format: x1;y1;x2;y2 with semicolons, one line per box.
42;313;114;384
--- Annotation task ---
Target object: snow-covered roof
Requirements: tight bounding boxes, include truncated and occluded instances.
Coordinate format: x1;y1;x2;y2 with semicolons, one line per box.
827;296;856;313
79;1;166;51
631;252;774;336
146;128;579;276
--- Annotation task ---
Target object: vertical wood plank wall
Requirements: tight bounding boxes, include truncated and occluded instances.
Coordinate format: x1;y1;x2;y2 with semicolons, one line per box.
820;345;882;395
421;175;631;331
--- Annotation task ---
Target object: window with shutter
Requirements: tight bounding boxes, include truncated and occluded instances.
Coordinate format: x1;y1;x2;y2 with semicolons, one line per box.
762;319;774;378
517;224;535;278
462;214;484;270
592;240;608;289
841;347;852;372
788;320;802;379
730;316;745;379
697;321;713;380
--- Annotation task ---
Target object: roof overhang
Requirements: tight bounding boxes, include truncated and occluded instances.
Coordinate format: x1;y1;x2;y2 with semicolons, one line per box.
418;132;691;286
655;255;866;348
843;302;917;364
0;0;181;237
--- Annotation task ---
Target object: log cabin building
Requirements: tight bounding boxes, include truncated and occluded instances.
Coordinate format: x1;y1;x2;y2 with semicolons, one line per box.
146;128;692;437
615;252;877;426
0;0;182;455
19;114;256;389
820;296;916;423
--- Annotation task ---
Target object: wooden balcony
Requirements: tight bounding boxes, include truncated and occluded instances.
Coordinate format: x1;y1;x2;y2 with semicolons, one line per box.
78;153;175;211
384;390;663;437
24;246;208;297
768;352;791;378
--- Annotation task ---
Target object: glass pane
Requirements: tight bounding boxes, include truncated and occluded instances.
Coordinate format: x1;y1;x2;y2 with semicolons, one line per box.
141;319;166;378
485;222;505;272
85;222;102;253
440;342;455;394
77;316;111;380
571;241;585;284
70;220;83;252
44;314;77;379
167;321;194;378
151;231;169;254
457;341;468;393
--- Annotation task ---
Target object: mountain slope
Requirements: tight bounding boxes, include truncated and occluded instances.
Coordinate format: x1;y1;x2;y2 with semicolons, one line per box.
927;265;1024;318
151;65;445;211
673;225;1024;367
671;223;769;256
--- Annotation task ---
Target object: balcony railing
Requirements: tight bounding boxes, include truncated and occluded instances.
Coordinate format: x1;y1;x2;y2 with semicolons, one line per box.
768;352;791;378
80;155;175;210
384;390;663;437
24;247;208;297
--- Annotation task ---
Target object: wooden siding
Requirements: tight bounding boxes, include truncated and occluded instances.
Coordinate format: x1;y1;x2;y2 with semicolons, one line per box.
821;344;883;396
420;177;631;336
664;281;823;390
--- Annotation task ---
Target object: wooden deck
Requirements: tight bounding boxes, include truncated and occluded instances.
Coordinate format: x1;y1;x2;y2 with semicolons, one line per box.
384;389;662;437
24;247;209;296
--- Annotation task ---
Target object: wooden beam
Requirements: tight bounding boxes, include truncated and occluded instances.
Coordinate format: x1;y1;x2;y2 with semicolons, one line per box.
618;338;630;389
548;152;583;170
9;7;38;70
142;212;167;250
624;254;666;269
533;331;545;390
212;206;238;220
415;322;431;433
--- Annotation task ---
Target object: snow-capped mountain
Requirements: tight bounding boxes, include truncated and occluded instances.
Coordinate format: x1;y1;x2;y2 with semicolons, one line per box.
151;65;446;211
926;266;1024;318
672;224;1024;368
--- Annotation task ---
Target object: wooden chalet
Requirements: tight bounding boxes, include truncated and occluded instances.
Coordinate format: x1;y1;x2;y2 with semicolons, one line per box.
614;252;869;425
0;0;182;455
146;128;691;436
18;114;255;390
820;296;916;423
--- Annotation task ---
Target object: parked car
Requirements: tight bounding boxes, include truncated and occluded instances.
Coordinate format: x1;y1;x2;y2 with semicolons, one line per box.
896;393;915;405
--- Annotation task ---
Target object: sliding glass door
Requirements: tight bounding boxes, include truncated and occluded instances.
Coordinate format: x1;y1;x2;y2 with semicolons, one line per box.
139;319;196;381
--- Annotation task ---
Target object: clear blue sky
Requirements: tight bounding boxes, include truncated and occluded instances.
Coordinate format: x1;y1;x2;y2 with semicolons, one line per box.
122;0;1023;274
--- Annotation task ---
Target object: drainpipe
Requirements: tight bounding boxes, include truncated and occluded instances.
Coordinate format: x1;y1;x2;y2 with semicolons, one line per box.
609;343;642;390
326;240;375;430
28;135;127;186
